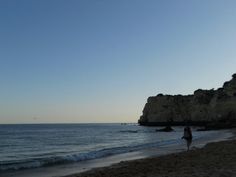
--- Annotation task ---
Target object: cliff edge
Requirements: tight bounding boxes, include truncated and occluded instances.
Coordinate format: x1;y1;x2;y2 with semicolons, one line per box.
138;74;236;128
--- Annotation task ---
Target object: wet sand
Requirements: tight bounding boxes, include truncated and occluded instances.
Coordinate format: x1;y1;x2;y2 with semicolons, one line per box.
65;140;236;177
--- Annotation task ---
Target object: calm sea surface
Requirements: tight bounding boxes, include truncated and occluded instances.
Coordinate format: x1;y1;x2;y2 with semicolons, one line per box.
0;123;232;173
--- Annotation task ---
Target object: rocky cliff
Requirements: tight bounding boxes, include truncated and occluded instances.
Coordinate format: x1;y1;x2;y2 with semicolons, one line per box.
138;74;236;128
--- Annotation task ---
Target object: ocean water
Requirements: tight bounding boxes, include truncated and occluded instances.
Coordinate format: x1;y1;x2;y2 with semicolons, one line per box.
0;123;233;174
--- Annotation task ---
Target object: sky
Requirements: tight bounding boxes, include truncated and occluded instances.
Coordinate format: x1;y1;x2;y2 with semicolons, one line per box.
0;0;236;124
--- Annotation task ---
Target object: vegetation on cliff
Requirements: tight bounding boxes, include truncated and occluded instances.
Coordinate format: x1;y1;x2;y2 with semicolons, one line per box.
139;74;236;129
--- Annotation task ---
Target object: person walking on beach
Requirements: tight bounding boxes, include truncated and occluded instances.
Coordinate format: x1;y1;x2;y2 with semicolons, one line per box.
182;126;192;151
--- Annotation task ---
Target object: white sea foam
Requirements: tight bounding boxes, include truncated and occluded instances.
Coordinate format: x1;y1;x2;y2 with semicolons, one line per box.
0;124;233;172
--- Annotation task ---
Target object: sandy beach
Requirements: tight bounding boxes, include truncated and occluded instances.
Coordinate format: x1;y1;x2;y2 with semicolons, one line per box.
65;140;236;177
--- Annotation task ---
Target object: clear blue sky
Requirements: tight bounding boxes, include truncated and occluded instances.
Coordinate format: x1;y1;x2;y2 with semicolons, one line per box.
1;0;236;124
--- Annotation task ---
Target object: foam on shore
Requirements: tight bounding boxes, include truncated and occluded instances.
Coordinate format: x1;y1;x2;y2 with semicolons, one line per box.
1;129;234;177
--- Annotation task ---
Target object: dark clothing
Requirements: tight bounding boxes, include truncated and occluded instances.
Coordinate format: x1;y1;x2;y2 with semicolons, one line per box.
182;126;192;151
182;127;192;140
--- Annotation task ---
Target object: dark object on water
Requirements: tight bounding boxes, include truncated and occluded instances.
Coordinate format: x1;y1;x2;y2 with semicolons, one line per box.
182;126;192;151
197;120;236;131
196;127;208;131
156;126;174;132
120;130;138;133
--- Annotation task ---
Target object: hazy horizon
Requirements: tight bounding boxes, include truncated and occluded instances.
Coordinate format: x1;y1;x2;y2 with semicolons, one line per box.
1;0;236;124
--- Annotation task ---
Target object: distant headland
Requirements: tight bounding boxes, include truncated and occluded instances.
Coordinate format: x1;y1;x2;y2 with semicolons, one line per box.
139;74;236;129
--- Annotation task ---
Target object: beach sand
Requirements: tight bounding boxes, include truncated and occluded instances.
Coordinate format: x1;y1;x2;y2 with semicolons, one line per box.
65;140;236;177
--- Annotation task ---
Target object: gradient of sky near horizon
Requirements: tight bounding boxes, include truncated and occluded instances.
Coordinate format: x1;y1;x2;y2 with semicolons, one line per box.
0;0;236;124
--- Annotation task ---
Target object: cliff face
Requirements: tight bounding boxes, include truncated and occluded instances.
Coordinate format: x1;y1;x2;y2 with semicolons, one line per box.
139;74;236;128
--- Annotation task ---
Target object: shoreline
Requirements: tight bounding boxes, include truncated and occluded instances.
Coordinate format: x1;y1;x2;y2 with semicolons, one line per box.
1;128;235;177
65;139;236;177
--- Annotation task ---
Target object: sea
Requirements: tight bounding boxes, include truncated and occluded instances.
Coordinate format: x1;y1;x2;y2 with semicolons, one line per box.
0;123;234;177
